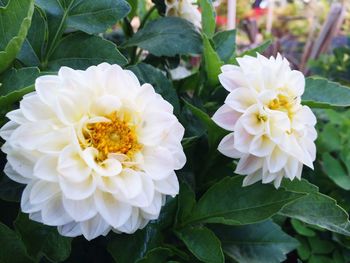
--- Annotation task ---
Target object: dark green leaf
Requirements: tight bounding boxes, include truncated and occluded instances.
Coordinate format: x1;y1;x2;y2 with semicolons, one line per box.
303;78;350;108
213;30;236;62
17;6;48;66
322;152;350;190
47;32;127;70
185;176;304;225
176;183;196;225
183;100;226;150
0;0;34;72
213;220;299;263
14;213;72;262
124;17;202;57
280;179;350;236
176;226;224;263
129;63;180;114
36;0;130;34
202;33;223;87
308;237;334;254
0;173;24;202
136;247;174;263
0;67;40;122
200;0;216;38
0;222;33;263
291;218;316;237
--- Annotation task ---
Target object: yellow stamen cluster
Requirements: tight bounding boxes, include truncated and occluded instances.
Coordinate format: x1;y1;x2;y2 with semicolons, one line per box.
85;112;141;161
268;94;294;118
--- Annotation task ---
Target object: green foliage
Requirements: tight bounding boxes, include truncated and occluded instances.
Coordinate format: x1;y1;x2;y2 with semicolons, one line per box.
0;0;34;73
0;1;350;263
212;220;299;263
124;17;202;57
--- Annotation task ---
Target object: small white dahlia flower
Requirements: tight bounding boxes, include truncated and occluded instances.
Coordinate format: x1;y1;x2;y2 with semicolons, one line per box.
212;54;317;188
0;63;186;240
165;0;202;29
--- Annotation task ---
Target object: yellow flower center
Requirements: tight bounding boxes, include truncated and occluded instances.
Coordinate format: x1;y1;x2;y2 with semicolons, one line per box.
84;112;141;161
268;94;294;118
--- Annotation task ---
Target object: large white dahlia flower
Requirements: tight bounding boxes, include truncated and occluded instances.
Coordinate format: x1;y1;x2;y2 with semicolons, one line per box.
212;54;317;188
165;0;202;29
0;63;186;240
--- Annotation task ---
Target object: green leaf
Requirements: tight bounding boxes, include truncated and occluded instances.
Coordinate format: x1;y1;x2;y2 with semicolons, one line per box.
296;236;311;261
136;247;174;263
213;30;236;62
183;100;226;150
202;33;223;87
17;6;48;66
129;63;180;115
280;179;350;236
185;176;305;225
127;0;138;19
0;67;40;122
212;220;299;263
291;218;316;237
237;40;271;58
108;198;176;263
0;173;24;202
176;183;196;225
124;17;202;57
14;213;72;262
0;0;34;72
0;222;33;263
176;226;224;263
47;32;127;70
200;0;216;38
308;237;335;254
36;0;130;35
302;78;350;108
322;152;350;190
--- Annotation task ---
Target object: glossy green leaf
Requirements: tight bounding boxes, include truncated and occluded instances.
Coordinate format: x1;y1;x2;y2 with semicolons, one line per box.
308;237;335;254
0;67;40;122
17;6;48;66
280;179;350;236
302;78;350;108
202;33;223;86
124;17;202;57
185;176;305;225
176;183;196;225
212;220;299;263
0;222;33;263
322;152;350;190
213;30;236;62
291;218;316;237
0;0;34;72
14;213;72;262
183;100;226;150
200;0;216;38
47;32;127;70
36;0;130;35
129;63;180;115
136;247;174;263
176;226;224;263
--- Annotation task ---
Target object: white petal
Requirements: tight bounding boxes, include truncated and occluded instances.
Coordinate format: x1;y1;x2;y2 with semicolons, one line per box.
285;157;300;180
21;182;42;213
239;104;266;135
267;147;288;173
41;195;72;226
212;105;240;131
219;65;247;92
218;133;242;158
57;222;82;237
142;147;174;180
225;88;257;113
233;122;254;153
4;163;30;184
62;195;97;221
33;155;59;182
80;214;110;241
36;128;72;153
82;148;122;177
242;170;263;187
20;94;55;121
59;175;96;200
6;109;27;124
235;155;263;175
90;95;122;116
30;181;60;204
58;145;91;183
140;192;162;219
128;174;155;208
249;135;275;157
154;171;179;197
94;191;132;228
7;151;34;179
0;121;18;140
116;208;144;234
